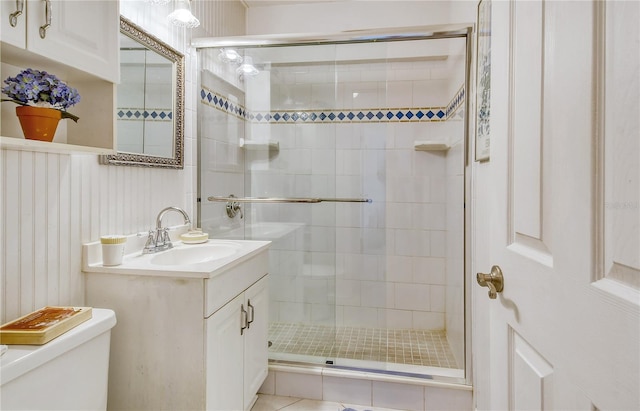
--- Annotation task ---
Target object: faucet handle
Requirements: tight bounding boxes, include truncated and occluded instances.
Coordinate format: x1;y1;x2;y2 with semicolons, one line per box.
161;228;173;249
142;230;156;254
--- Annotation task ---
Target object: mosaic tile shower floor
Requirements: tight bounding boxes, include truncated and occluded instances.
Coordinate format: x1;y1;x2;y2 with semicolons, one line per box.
268;323;459;369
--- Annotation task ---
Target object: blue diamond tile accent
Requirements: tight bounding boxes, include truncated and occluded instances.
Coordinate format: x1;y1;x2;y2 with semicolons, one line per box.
159;112;167;119
169;112;173;119
201;85;462;124
118;110;124;117
126;111;133;118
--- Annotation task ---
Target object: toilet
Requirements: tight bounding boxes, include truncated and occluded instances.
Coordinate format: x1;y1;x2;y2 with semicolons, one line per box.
0;308;117;410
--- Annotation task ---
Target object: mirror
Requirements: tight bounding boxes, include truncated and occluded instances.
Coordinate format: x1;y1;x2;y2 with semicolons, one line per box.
101;16;184;168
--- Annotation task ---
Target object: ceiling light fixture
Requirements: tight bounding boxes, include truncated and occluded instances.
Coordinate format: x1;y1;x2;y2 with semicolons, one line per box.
145;0;171;4
236;56;259;78
168;0;200;28
218;48;243;65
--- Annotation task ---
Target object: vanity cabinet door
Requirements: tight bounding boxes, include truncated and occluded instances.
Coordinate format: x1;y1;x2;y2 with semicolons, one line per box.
205;275;269;411
25;0;119;82
206;293;245;411
243;276;269;409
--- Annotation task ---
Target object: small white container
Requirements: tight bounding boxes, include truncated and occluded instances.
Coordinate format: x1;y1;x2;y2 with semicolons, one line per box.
101;235;127;266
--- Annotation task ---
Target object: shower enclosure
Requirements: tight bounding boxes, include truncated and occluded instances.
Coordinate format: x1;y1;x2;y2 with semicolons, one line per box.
196;27;470;381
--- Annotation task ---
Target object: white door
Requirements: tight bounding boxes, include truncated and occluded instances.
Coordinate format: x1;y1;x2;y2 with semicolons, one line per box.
473;1;640;410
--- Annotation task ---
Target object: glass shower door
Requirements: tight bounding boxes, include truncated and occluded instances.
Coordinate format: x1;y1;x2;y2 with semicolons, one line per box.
241;43;340;365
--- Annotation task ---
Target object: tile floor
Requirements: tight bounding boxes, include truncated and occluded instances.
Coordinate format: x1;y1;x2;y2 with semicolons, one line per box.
269;323;458;368
251;394;404;411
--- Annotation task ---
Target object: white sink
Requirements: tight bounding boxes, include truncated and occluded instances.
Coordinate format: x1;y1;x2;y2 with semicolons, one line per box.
150;242;242;266
83;234;271;279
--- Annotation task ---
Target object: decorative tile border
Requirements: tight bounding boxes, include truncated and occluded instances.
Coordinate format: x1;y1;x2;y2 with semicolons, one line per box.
200;88;248;120
445;85;465;118
117;108;173;121
201;84;465;124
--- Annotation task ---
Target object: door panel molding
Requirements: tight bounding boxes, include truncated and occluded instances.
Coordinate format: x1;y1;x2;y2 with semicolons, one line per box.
596;0;640;289
509;327;554;410
507;0;553;266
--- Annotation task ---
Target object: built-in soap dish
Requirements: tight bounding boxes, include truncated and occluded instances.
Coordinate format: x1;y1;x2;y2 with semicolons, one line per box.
180;230;209;244
414;140;450;151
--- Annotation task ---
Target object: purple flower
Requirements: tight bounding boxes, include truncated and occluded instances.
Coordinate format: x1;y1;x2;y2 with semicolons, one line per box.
2;68;81;110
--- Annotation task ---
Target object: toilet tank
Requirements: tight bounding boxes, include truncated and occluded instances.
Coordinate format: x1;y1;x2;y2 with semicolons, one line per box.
0;308;117;411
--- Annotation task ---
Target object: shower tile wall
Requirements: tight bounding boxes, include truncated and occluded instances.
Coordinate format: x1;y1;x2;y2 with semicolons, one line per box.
199;48;465;367
198;49;246;235
241;57;464;332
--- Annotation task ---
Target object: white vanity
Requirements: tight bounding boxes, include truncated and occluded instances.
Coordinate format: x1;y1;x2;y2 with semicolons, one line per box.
83;238;271;411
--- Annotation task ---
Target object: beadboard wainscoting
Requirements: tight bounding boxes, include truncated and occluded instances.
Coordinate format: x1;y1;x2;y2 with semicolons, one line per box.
0;150;188;323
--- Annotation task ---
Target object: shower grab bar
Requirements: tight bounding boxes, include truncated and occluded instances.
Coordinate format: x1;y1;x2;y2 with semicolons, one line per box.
207;196;372;204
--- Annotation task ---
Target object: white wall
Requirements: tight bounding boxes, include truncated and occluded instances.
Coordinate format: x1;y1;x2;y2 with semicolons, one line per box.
247;0;477;35
0;0;246;323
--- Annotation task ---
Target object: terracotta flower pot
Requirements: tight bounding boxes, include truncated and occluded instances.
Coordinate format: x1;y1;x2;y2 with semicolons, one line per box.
15;106;62;142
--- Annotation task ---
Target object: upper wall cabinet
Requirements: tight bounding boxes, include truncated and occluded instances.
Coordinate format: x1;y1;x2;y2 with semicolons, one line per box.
1;0;119;82
1;0;119;153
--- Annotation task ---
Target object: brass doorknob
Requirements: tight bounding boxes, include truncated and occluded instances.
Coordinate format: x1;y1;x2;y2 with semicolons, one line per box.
477;265;504;299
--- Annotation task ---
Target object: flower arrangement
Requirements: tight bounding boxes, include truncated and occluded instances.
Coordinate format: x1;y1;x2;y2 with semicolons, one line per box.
2;68;80;122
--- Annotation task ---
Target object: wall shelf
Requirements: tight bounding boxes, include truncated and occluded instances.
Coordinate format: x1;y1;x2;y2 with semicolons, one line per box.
414;140;450;151
0;136;114;155
240;139;280;153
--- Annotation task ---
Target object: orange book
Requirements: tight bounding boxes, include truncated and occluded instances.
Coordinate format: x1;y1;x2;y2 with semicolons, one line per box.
0;306;92;345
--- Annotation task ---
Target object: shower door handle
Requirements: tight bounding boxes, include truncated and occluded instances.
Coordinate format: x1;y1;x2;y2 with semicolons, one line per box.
477;265;504;299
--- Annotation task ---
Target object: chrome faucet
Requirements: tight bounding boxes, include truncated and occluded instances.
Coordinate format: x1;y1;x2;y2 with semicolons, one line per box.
143;206;191;254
